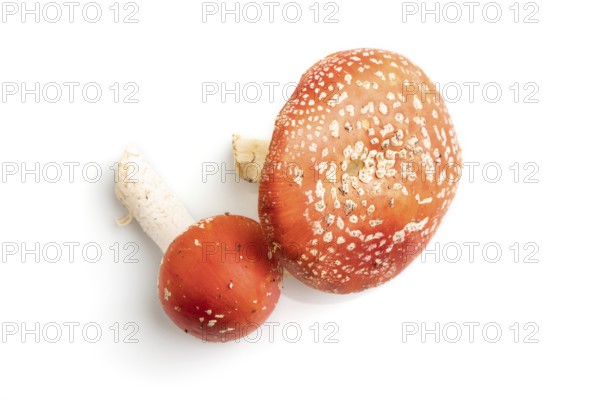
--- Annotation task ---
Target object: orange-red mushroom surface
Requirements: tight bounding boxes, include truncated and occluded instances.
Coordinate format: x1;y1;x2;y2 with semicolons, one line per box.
259;48;462;294
159;215;282;342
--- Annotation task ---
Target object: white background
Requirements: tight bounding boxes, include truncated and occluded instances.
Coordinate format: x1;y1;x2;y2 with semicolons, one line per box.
1;0;599;398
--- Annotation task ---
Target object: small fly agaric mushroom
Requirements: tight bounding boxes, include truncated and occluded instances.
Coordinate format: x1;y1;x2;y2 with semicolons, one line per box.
115;148;282;342
233;48;462;294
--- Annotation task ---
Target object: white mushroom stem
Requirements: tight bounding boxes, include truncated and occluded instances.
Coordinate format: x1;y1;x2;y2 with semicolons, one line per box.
115;147;195;253
232;134;270;183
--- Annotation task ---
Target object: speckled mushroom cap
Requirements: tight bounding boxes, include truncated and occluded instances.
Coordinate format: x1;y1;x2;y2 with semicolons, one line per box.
159;215;282;341
259;48;462;294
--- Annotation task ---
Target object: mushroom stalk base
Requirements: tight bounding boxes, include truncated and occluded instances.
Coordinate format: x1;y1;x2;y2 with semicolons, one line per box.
115;147;195;253
232;134;270;183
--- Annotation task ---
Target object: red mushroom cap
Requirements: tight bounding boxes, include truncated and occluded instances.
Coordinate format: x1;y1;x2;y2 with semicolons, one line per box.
259;48;462;294
158;214;282;342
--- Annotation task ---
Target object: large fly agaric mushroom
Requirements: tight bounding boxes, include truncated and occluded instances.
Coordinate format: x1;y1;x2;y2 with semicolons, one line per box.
115;148;282;342
233;48;462;294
